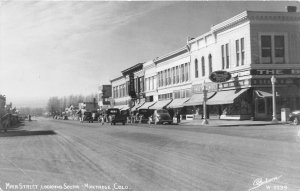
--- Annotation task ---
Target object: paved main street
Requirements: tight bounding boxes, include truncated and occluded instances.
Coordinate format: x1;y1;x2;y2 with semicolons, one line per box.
0;118;300;191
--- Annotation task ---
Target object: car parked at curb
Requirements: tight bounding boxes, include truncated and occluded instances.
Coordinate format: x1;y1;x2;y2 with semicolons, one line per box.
289;110;300;125
137;109;173;124
106;108;127;125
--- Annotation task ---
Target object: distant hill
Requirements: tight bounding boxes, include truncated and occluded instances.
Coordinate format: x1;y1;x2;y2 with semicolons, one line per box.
7;97;47;109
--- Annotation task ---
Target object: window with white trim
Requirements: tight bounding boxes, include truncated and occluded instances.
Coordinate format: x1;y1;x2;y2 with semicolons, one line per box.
260;34;287;64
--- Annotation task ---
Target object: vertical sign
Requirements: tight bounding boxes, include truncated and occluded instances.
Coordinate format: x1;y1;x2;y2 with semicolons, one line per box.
129;73;136;98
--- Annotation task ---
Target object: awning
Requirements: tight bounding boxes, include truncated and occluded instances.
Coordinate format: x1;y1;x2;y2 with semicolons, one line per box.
114;105;128;110
167;98;190;108
255;90;273;98
256;87;300;98
121;105;130;110
131;101;145;111
149;99;172;110
138;101;156;109
183;92;216;106
206;88;248;105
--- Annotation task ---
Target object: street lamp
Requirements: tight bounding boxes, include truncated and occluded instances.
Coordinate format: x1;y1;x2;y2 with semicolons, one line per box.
202;81;209;125
271;75;278;123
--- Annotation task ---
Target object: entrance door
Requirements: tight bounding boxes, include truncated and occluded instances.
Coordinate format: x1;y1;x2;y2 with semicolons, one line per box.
255;98;268;119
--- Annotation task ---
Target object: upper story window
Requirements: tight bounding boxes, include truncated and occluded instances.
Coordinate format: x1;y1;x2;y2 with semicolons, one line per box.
208;54;212;74
236;39;240;66
222;43;230;69
195;59;199;78
201;57;205;77
221;45;225;69
185;63;189;81
260;34;287;64
225;44;230;69
261;35;272;63
168;68;171;85
164;70;168;86
176;66;179;83
241;38;245;65
172;67;176;84
181;64;185;83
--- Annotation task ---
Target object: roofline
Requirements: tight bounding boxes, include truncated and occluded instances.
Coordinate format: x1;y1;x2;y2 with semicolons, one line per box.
153;46;189;65
110;75;124;83
188;10;300;44
121;63;144;76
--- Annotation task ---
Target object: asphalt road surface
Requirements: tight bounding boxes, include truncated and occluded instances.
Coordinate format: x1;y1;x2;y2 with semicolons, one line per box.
0;118;300;191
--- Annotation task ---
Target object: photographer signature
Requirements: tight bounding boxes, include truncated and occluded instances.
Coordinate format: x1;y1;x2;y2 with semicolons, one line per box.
249;175;282;191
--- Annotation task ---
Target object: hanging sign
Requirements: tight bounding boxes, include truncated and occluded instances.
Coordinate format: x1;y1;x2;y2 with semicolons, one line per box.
209;70;232;83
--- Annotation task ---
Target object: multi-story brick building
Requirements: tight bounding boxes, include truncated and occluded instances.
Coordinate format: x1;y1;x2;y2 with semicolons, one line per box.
109;7;300;120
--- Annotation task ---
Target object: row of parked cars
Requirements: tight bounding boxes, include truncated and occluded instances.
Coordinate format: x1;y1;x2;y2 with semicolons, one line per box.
78;108;173;125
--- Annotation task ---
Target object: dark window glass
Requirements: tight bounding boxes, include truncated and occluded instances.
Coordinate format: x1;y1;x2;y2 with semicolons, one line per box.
201;57;205;76
208;54;212;74
195;59;199;78
221;45;225;69
275;36;284;58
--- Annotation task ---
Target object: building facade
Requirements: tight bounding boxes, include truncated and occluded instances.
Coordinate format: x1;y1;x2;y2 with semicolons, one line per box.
109;8;300;120
187;9;300;120
97;85;112;110
110;75;130;110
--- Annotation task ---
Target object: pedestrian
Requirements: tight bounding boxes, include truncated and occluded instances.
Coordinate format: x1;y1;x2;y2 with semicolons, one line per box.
108;115;112;125
99;114;104;125
154;110;159;125
176;112;181;124
148;116;152;126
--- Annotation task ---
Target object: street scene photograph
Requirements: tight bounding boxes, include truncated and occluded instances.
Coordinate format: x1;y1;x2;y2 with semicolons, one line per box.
1;1;300;191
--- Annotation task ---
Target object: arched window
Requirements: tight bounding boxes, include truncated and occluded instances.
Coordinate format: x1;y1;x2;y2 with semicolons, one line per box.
208;54;212;74
195;59;199;78
201;56;205;77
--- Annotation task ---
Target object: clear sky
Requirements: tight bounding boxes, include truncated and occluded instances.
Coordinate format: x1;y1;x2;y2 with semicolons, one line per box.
0;1;299;108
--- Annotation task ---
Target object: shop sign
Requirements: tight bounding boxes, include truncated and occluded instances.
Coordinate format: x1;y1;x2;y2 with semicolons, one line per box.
250;69;300;75
218;79;250;89
252;78;295;85
209;70;232;83
192;82;218;93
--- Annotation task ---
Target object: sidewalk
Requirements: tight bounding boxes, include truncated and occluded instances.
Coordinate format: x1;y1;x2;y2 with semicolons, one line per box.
179;119;287;127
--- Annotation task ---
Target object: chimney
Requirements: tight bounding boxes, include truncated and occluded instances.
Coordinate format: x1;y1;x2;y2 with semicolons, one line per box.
287;6;297;12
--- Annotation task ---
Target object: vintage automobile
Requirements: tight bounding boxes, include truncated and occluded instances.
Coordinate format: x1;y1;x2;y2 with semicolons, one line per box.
82;111;93;123
288;110;300;125
137;109;173;124
106;108;127;125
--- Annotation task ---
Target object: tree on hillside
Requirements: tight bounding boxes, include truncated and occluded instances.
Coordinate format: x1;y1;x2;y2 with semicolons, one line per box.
47;97;61;115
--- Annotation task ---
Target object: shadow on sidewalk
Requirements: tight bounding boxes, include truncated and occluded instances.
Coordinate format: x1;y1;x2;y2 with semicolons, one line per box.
216;123;277;127
0;130;56;137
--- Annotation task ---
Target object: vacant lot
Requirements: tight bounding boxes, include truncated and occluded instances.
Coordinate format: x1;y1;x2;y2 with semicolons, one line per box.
0;118;299;191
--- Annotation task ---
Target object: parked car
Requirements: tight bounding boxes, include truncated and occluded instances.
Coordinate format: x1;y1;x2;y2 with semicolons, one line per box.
137;109;153;123
289;110;300;125
106;108;127;125
137;109;173;124
82;111;93;123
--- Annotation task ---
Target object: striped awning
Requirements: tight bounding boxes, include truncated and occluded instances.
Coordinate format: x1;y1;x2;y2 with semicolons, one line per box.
138;101;156;109
206;89;248;105
183;92;216;106
131;101;145;111
149;99;172;110
167;98;190;108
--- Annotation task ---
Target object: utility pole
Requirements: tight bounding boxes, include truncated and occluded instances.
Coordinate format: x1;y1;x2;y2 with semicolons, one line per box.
202;81;209;125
